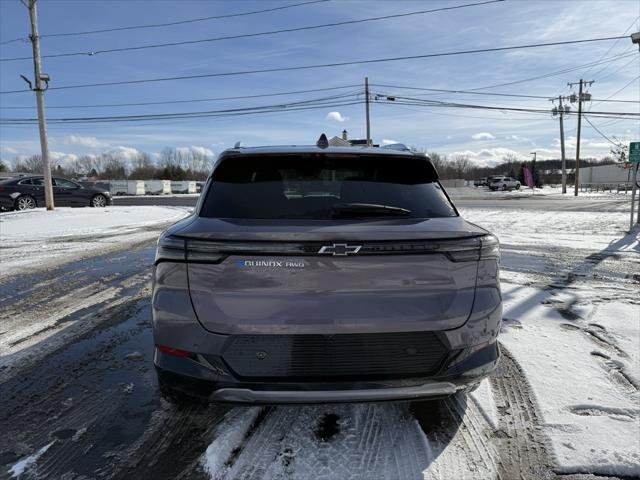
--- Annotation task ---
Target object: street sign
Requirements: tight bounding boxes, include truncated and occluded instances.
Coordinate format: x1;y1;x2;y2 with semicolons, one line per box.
630;142;640;163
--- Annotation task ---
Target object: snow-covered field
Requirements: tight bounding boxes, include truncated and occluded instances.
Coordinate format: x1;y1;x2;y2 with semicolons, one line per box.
462;208;640;477
0;206;190;278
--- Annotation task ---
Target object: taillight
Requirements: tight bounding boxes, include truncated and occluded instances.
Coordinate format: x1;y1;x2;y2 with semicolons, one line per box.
185;239;228;263
157;345;192;358
443;234;500;262
154;235;226;264
479;234;500;261
154;235;185;264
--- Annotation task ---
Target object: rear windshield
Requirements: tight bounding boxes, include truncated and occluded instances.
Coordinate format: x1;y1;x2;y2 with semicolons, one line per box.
200;154;457;220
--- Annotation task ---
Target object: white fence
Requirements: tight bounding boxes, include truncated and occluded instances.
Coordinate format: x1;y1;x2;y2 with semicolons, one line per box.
106;180;200;195
581;164;634;184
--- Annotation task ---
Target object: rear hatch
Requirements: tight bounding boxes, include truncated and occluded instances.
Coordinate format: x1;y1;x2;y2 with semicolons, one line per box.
159;151;494;335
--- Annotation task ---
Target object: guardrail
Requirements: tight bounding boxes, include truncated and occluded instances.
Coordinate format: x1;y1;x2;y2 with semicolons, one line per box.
579;182;634;193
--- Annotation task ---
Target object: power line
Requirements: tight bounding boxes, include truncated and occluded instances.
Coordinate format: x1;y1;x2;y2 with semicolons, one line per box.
371;82;640;103
583;115;622;146
593;55;639;84
470;52;637;92
0;93;363;124
592;75;640;106
4;91;637;126
0;0;329;45
373;95;639;118
0;35;630;95
582;16;640;79
0;0;504;62
0;84;361;109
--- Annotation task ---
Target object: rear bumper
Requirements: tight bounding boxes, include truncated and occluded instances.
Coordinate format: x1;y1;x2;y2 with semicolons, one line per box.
154;341;500;404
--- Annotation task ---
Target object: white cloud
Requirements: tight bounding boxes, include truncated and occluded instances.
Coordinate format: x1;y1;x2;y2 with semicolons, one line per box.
64;135;110;149
326;111;348;123
450;147;521;167
471;132;495;140
113;146;141;160
50;151;79;167
0;145;18;154
176;145;214;157
382;139;400;145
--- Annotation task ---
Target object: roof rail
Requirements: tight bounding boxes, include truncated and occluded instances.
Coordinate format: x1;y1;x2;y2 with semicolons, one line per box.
380;143;410;152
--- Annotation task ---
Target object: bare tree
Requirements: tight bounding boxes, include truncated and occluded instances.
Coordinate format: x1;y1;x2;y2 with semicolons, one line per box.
130;152;156;179
450;154;470;178
609;138;628;163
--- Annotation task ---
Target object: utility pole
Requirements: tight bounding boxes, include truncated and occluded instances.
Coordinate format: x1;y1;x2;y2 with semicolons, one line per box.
567;79;594;197
24;0;54;210
364;76;371;146
551;95;568;194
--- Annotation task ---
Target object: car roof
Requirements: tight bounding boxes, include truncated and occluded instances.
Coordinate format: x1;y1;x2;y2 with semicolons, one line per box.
219;145;422;158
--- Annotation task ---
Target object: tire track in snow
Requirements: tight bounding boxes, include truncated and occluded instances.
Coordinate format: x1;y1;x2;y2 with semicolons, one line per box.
489;348;554;480
203;402;434;480
198;350;555;480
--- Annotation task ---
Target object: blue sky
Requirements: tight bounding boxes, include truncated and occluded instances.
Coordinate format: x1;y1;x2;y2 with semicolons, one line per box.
0;0;638;168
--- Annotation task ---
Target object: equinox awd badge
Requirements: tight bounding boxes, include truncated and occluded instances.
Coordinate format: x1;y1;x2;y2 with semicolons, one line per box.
318;243;362;256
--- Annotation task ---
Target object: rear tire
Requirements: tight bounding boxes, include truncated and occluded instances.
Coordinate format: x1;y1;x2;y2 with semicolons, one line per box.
15;195;36;211
516;183;521;190
91;194;107;208
501;184;507;191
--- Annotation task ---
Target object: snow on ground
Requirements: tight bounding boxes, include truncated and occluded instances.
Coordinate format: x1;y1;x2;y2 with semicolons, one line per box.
0;206;190;278
8;441;55;478
461;207;640;477
450;186;635;199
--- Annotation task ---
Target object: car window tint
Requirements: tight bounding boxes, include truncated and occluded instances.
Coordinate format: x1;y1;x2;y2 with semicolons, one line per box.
201;154;457;220
54;178;78;188
17;179;32;185
31;178;45;186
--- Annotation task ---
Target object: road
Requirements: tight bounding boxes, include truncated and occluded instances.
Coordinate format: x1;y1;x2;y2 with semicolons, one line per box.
112;191;631;213
1;196;635;479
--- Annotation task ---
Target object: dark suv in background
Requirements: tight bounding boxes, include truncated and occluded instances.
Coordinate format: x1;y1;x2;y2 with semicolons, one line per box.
0;175;111;210
152;141;502;404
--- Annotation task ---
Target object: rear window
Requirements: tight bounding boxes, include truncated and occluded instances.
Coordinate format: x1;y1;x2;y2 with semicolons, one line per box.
200;154;457;220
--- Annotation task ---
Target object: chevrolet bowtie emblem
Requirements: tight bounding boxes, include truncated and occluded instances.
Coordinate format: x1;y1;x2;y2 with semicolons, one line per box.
318;243;362;256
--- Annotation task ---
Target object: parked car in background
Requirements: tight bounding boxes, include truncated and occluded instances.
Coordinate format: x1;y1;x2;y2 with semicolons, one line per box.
152;140;502;405
488;176;521;191
474;177;487;187
0;176;112;211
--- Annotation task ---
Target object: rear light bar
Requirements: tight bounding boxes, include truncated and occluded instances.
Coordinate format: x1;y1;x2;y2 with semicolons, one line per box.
157;345;192;358
154;234;500;264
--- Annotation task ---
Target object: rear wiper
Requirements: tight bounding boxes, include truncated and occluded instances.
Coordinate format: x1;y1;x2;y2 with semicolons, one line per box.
331;203;412;218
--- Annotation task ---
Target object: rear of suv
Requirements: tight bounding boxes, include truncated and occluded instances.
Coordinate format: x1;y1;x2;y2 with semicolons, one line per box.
152;142;502;404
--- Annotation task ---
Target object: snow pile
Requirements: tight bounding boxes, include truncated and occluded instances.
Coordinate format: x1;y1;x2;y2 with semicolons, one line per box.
0;206;190;277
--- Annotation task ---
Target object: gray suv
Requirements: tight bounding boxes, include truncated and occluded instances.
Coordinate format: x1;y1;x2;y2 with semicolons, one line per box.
152;142;502;404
